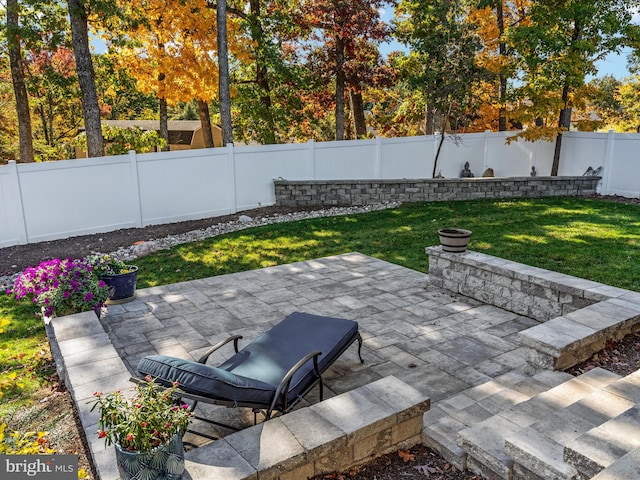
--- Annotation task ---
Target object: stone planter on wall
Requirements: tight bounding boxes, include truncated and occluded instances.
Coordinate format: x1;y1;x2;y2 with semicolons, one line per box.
438;228;472;253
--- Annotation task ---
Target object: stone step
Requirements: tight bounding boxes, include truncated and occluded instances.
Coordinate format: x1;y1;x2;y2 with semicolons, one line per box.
505;387;633;480
422;369;571;473
456;368;621;480
564;406;640;479
590;446;640;480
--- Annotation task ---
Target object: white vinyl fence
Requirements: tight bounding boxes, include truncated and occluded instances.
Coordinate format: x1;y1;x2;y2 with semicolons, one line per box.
1;130;638;248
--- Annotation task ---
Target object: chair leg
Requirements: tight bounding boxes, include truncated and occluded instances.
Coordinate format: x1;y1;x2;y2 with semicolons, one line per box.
318;376;324;401
356;333;364;363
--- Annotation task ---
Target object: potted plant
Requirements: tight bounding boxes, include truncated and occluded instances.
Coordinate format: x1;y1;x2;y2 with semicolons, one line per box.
90;376;192;480
437;228;472;253
87;254;138;303
9;258;109;321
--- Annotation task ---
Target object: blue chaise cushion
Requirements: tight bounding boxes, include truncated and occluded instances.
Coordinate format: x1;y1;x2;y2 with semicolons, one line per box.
137;312;359;408
137;355;277;405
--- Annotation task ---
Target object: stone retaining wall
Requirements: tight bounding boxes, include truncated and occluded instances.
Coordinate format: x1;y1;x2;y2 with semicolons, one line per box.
426;247;608;322
274;177;600;207
426;247;640;374
184;375;430;480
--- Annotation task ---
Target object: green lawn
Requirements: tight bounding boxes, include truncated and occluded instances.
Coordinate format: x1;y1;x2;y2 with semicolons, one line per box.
2;197;640;418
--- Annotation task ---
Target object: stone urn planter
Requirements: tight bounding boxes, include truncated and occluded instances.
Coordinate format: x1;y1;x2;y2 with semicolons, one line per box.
438;228;472;253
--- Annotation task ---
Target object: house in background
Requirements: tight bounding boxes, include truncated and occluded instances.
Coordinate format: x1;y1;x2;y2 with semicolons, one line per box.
75;120;223;158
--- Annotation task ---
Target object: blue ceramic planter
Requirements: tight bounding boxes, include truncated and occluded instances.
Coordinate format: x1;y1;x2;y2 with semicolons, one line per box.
101;266;138;303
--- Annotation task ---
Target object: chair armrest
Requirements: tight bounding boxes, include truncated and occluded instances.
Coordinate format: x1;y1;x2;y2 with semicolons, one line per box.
267;350;322;417
197;335;243;364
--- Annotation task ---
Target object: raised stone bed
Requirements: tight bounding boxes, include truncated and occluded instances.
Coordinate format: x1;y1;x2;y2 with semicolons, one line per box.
274;177;599;208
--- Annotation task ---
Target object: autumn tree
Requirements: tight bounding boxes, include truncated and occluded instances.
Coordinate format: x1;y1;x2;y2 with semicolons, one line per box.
102;0;249;148
467;0;530;131
0;45;19;160
296;0;389;141
26;46;83;151
93;53;158;120
68;0;104;157
507;0;640;175
217;0;233;146
609;76;640;132
6;0;35;162
395;0;485;176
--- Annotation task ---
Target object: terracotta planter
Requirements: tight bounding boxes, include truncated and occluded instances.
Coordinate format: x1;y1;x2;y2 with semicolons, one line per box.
438;228;472;253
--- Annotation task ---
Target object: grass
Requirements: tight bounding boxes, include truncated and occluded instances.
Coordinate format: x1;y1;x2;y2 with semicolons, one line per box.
2;196;640;421
135;197;640;292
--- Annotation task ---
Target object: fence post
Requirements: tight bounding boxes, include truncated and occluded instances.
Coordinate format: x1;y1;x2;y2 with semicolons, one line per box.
483;130;490;171
128;150;143;228
375;136;383;178
601;130;615;195
306;139;315;179
433;132;440;177
6;160;28;244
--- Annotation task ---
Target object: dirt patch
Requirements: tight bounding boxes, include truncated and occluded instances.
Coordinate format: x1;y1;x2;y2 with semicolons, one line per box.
310;444;482;480
6;382;96;479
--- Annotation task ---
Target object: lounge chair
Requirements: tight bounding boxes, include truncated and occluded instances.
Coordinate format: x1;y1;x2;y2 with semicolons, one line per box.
135;312;364;432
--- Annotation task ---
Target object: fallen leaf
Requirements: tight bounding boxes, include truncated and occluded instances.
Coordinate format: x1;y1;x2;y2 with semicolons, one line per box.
398;450;416;462
414;464;437;475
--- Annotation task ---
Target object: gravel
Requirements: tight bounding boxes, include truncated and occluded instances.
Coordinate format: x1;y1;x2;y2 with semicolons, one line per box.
0;203;400;288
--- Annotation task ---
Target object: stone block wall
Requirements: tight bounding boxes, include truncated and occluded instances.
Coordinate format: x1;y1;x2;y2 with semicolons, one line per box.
274;177;600;208
426;247;640;374
183;375;431;480
426;247;609;322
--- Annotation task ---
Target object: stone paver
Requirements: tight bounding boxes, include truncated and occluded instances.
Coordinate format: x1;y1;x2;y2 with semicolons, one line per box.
49;252;547;480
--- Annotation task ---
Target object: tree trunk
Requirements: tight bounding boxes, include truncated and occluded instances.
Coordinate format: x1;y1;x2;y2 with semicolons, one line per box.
425;104;434;135
217;0;234;146
198;99;215;148
432;103;451;178
7;0;35;163
349;91;367;139
38;107;49;145
496;0;507;131
68;0;103;158
159;97;169;151
335;35;345;141
551;84;571;176
249;0;277;144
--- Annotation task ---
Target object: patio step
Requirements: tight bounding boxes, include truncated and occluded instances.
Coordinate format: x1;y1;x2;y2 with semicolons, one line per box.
455;368;622;480
422;369;572;471
563;371;640;479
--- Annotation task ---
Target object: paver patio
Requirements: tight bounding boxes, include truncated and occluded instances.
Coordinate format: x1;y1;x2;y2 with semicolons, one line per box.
51;252;546;479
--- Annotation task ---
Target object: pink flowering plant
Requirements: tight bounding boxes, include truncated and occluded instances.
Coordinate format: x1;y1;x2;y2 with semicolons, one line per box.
90;376;192;452
9;258;109;318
